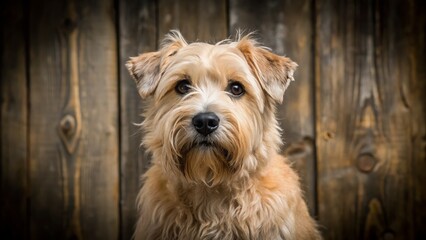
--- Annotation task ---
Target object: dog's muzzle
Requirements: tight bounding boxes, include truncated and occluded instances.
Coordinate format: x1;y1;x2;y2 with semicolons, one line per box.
192;112;220;136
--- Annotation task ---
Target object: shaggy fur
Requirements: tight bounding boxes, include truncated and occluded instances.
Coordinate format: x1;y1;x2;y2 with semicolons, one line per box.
126;30;322;240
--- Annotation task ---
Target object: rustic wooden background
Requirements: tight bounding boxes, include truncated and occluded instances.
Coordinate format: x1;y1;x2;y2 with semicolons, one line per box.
1;0;425;239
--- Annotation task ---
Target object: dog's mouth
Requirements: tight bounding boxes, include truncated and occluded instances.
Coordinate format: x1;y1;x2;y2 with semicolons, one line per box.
193;140;229;156
198;140;217;148
179;139;232;162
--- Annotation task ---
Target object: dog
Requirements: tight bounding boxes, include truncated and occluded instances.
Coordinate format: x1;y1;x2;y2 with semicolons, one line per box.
126;30;322;240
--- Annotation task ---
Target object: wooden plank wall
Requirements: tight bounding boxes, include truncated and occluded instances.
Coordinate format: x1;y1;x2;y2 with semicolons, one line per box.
316;0;426;239
1;0;425;239
27;0;119;239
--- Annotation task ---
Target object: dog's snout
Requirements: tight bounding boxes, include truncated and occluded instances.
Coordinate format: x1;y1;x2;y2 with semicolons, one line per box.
192;112;220;136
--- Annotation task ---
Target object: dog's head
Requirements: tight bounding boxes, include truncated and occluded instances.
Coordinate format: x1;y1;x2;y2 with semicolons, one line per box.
127;30;297;186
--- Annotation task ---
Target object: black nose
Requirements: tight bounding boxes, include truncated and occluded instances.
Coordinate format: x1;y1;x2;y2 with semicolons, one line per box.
192;112;220;136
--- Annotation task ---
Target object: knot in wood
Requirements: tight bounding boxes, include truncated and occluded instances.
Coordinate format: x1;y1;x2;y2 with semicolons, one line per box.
322;131;334;141
286;145;306;157
356;153;377;173
62;17;77;32
60;114;76;136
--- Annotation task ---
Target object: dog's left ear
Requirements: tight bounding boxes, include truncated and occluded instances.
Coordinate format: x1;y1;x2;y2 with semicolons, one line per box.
236;37;298;104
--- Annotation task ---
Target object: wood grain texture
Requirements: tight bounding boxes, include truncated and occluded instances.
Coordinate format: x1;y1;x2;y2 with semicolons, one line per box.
0;0;28;239
29;0;119;239
119;0;157;239
1;0;425;239
158;0;228;42
229;0;317;216
315;0;426;239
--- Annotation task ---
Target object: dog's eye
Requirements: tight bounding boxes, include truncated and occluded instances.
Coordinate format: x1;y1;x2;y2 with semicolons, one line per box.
175;79;191;95
228;82;245;97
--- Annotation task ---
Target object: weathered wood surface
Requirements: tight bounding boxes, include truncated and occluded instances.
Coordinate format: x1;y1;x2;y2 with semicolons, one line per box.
158;0;228;42
229;0;317;216
28;0;119;239
0;0;28;239
119;0;157;239
1;0;425;239
315;0;426;239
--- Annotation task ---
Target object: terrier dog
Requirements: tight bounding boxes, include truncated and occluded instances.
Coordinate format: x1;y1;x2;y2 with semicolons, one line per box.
126;30;322;240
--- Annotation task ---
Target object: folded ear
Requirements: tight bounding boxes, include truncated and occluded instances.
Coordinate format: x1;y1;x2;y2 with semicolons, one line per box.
126;30;188;98
126;52;161;98
236;36;298;104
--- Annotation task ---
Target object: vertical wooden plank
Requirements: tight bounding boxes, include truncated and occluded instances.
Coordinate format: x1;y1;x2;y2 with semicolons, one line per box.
229;0;317;215
77;1;119;239
29;1;65;236
316;0;426;239
29;0;119;239
158;0;228;42
0;0;28;239
119;0;157;239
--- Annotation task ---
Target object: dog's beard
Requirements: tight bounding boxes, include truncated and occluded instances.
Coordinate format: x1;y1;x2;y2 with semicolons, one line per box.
154;105;259;187
176;139;233;187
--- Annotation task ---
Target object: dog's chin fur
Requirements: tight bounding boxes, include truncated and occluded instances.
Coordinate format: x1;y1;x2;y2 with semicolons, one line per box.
127;30;322;240
178;141;231;186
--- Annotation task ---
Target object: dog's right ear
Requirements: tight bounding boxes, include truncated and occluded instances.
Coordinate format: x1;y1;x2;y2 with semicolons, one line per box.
126;52;161;99
126;30;187;98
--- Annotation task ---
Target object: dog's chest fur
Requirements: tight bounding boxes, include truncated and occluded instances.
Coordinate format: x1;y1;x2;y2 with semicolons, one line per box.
175;184;291;239
138;162;297;240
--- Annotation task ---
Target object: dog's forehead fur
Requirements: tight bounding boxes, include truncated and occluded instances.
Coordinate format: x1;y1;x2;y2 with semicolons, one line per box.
126;31;298;104
156;42;262;101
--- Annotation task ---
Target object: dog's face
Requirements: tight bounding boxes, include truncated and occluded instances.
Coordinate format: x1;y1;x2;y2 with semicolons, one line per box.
127;31;297;186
